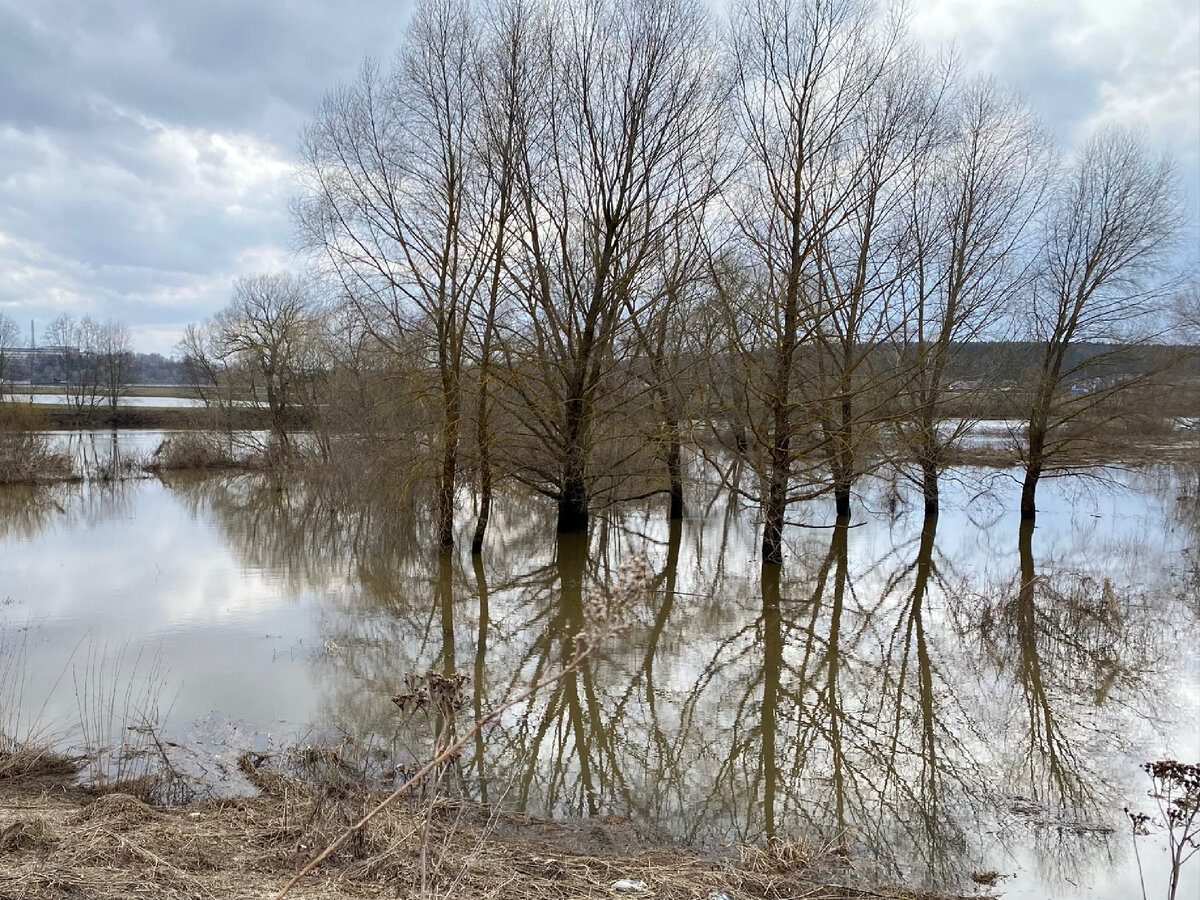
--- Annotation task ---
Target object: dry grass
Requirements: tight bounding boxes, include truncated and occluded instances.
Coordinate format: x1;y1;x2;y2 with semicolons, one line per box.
0;762;994;900
0;744;80;783
144;432;248;471
0;403;76;485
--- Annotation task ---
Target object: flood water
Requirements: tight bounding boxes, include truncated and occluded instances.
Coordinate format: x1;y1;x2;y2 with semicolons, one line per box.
6;393;206;408
1;431;1197;899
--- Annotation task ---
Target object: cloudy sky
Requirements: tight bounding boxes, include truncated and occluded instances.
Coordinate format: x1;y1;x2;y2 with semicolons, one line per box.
1;0;1197;355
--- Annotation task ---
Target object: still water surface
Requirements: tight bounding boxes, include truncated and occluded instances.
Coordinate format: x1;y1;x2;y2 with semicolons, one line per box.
1;434;1197;899
6;393;206;408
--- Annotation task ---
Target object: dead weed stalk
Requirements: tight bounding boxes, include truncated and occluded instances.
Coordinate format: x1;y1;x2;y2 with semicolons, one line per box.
273;554;652;899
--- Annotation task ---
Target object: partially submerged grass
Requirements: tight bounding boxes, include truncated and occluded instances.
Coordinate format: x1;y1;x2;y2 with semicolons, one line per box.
84;449;145;483
0;402;77;484
0;635;995;899
145;430;276;473
70;641;204;805
0;627;79;786
145;431;250;471
0;742;80;786
0;573;995;900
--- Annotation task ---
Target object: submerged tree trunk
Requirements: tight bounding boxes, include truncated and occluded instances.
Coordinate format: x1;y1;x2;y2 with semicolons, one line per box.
557;393;590;533
470;355;492;554
832;394;854;519
438;426;460;549
1020;464;1041;520
1021;413;1046;520
558;475;589;533
763;310;796;565
665;418;683;521
471;442;492;554
920;457;940;516
762;454;790;566
833;481;852;519
437;374;461;549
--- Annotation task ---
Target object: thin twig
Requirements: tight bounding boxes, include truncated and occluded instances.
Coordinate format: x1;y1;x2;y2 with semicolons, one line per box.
273;646;590;900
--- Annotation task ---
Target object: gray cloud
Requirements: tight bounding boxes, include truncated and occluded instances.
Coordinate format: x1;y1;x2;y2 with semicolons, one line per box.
910;0;1200;223
0;0;415;352
0;0;1195;355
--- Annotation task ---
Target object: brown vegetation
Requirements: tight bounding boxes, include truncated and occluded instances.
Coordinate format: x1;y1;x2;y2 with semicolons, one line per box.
38;404;288;431
0;403;75;485
144;432;262;473
0;761;991;900
0;744;80;785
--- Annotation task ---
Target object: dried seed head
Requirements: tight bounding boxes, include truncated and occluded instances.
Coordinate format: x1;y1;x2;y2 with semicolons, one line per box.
392;671;470;716
573;554;652;653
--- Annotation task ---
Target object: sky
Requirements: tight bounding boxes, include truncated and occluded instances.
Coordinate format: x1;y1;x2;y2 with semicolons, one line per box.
0;0;1197;355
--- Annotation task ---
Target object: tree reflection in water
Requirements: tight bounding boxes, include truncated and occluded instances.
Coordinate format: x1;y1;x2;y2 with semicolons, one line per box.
148;469;1197;895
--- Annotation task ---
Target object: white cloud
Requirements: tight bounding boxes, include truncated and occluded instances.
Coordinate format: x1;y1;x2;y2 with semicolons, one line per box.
909;0;1199;150
0;103;299;350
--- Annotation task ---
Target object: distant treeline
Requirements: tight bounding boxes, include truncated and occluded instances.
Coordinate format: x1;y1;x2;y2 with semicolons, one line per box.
11;351;186;387
12;342;1196;391
945;342;1200;382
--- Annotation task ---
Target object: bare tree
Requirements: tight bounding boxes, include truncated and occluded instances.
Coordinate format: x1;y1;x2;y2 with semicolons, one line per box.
893;79;1048;514
466;0;537;553
181;274;319;451
718;0;893;563
806;46;939;519
179;320;235;411
497;0;722;533
0;313;19;396
626;207;717;521
298;0;493;549
96;319;136;411
44;313;104;414
1017;127;1182;519
220;273;318;449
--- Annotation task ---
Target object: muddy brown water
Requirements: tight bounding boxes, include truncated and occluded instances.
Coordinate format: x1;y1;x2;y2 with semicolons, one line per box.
1;432;1197;899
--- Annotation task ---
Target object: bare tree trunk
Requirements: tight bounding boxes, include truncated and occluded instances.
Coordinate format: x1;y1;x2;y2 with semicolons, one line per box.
470;413;492;553
665;418;684;520
439;384;461;549
916;400;941;515
1021;393;1049;519
833;484;852;518
763;272;799;564
762;437;790;565
832;403;854;519
920;456;940;516
558;442;589;533
1020;460;1042;520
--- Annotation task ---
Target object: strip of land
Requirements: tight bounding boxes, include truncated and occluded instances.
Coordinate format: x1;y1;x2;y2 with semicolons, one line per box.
0;758;990;900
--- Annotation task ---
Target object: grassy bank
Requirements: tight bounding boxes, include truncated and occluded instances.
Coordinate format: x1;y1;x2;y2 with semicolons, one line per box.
39;405;283;430
0;755;988;900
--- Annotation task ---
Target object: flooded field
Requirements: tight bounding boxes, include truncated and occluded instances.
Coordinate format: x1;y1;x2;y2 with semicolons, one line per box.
5;393;207;408
1;434;1197;899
